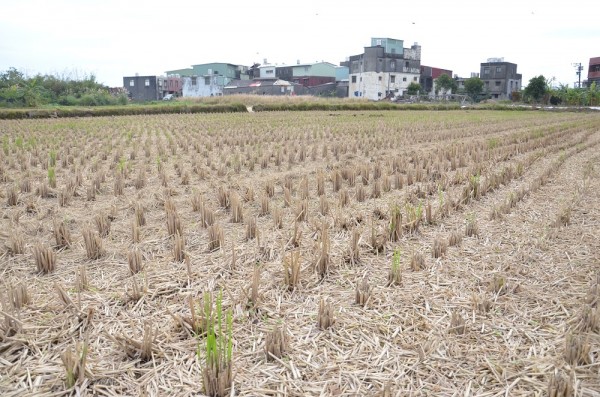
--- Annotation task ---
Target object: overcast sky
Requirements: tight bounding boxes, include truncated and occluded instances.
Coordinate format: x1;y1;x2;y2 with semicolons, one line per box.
1;0;598;88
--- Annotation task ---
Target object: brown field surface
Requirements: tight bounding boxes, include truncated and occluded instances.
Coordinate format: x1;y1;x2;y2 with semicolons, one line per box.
1;110;600;396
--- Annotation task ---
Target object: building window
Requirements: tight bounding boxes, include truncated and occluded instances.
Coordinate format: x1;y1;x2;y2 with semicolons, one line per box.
391;48;396;54
390;61;395;69
214;70;218;74
144;79;150;87
129;79;135;87
191;77;197;86
484;67;490;75
390;75;396;83
205;77;210;85
496;67;502;73
405;61;409;68
378;76;382;81
266;70;274;75
351;76;357;83
402;77;407;82
495;81;501;86
414;77;418;81
359;77;362;82
485;81;489;86
304;66;309;72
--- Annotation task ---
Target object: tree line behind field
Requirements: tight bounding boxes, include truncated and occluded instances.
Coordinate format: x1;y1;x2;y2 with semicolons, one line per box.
0;67;128;107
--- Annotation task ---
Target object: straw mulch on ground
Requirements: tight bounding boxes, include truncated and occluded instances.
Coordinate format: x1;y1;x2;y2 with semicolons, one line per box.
1;111;599;396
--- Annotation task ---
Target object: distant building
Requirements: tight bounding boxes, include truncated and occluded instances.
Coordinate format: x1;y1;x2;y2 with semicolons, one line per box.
420;66;453;95
223;79;306;96
342;37;421;100
166;63;251;98
290;62;337;87
480;58;522;100
587;57;600;87
123;75;182;101
335;66;349;82
258;65;277;80
273;62;343;87
454;72;479;92
182;75;223;97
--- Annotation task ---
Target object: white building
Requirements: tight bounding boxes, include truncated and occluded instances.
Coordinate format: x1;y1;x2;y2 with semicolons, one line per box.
181;75;223;97
343;38;422;100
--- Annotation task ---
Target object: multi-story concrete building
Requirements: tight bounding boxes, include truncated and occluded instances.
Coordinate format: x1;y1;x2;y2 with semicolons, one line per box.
181;75;223;97
273;62;344;87
587;57;600;87
123;75;182;101
480;58;522;100
420;66;453;95
342;38;421;100
166;63;249;97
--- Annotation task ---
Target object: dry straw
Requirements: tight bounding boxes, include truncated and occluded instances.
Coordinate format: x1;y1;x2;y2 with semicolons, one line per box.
135;202;146;226
131;220;140;243
61;340;88;388
245;216;257;240
265;325;289;362
564;333;590;365
317;298;334;330
448;230;462;247
95;213;111;237
128;247;143;274
33;244;56;273
82;227;104;260
315;223;330;279
370;219;386;254
230;192;243;223
259;194;269;216
410;252;425;271
6;282;30;309
319;194;329;216
465;214;479;237
246;265;260;312
166;206;183;237
432;237;447;258
9;233;24;255
53;219;71;248
355;279;371;307
547;370;573;397
173;231;185;262
345;228;360;265
388;205;402;242
207;223;224;251
283;250;301;291
76;265;89;291
449;310;466;335
6;186;18;206
114;321;156;362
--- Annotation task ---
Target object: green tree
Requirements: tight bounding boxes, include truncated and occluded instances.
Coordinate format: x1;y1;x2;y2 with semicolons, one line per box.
589;81;599;106
524;75;547;103
0;67;128;108
434;74;457;95
407;82;421;95
464;77;484;102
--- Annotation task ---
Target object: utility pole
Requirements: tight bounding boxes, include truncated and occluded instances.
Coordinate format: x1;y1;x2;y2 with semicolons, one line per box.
572;62;584;88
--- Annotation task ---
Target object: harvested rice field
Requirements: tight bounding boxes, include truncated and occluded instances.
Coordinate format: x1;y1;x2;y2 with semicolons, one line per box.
1;110;600;396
